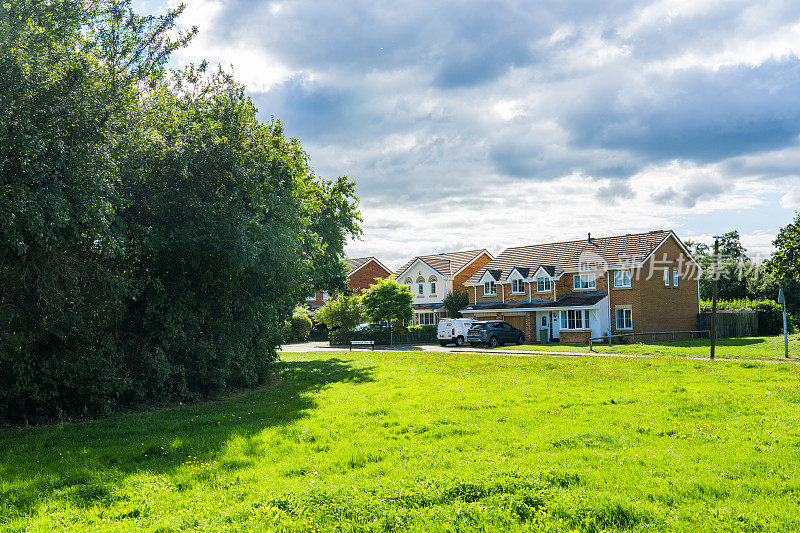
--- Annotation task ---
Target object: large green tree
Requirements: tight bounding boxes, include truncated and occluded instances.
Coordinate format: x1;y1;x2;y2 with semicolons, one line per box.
315;294;363;331
0;0;360;422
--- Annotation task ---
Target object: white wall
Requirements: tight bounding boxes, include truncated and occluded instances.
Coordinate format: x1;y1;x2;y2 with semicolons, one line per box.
398;260;450;305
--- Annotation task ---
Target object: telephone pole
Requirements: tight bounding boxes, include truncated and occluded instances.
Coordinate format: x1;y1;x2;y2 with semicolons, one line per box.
710;236;721;360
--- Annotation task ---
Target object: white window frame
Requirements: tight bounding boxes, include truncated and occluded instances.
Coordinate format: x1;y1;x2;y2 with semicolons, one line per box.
573;274;596;290
429;278;437;295
673;269;679;287
417;277;424;296
613;270;631;288
664;269;670;287
615;308;633;330
483;281;497;295
536;277;551;292
511;279;525;294
559;309;590;330
417;312;436;326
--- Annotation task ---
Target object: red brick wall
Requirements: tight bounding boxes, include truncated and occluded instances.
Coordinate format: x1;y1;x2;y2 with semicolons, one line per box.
609;235;699;334
349;260;392;294
454;253;493;294
560;330;590;344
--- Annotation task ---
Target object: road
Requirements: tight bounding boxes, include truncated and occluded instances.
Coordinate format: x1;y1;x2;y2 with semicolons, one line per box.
278;341;595;357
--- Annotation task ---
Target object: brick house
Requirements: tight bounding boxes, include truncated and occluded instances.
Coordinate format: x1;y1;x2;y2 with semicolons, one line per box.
305;256;392;313
460;230;701;344
391;249;494;325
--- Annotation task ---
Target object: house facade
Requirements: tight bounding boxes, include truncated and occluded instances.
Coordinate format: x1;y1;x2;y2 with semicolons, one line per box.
460;230;701;343
305;256;392;312
391;249;493;325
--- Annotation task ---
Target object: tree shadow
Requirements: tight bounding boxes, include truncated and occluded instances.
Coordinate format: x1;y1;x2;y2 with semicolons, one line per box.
0;358;374;519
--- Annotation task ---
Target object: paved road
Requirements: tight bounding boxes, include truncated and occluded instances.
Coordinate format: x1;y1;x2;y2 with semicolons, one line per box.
279;341;596;357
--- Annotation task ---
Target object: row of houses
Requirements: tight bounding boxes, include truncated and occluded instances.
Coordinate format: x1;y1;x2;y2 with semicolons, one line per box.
307;230;702;344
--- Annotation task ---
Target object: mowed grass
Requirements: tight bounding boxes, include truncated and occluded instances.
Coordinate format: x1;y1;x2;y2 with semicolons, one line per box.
2;352;800;531
507;334;800;361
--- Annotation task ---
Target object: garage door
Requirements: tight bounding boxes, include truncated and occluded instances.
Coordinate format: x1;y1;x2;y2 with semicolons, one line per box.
504;315;525;331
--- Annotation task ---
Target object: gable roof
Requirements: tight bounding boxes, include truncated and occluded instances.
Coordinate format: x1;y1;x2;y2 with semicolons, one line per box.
347;256;391;277
392;249;491;280
466;230;679;285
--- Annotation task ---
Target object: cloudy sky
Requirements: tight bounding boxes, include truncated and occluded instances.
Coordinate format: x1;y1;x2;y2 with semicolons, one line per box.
140;0;800;268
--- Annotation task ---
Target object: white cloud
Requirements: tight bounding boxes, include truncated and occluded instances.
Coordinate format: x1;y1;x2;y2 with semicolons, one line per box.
781;186;800;209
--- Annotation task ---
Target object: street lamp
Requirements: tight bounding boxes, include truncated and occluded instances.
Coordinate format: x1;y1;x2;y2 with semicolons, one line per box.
710;236;723;360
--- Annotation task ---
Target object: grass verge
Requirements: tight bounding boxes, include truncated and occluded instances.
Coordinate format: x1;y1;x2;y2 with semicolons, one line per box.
2;351;800;531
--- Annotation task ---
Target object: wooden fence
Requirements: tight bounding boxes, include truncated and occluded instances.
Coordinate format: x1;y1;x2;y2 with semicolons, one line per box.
697;310;758;338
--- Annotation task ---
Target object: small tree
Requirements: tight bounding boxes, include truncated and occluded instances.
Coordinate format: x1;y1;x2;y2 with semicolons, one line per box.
316;294;363;331
443;290;469;318
361;279;413;344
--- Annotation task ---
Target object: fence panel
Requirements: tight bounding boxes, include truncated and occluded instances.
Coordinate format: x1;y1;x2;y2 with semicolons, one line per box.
697;311;758;338
329;328;437;346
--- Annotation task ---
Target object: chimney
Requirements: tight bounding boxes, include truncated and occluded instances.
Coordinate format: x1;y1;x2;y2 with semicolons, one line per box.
587;232;592;243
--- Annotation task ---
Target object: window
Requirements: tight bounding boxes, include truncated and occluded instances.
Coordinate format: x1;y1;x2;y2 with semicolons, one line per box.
404;278;412;287
541;316;547;327
305;295;316;301
537;277;551;292
615;308;633;330
429;277;437;295
483;281;496;295
417;277;424;295
322;291;329;300
613;270;631;288
673;269;679;287
560;309;590;330
664;269;670;287
511;279;525;293
417;313;436;326
573;274;596;290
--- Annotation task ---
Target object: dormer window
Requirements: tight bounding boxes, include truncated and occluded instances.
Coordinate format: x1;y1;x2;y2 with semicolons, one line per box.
483;281;496;295
511;279;525;293
536;277;551;292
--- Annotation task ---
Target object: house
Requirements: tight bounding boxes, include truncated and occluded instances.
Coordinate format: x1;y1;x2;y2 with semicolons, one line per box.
391;249;494;325
305;256;393;313
460;230;701;343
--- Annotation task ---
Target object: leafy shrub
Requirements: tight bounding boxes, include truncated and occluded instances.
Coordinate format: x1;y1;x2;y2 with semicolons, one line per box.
286;307;313;342
700;299;794;335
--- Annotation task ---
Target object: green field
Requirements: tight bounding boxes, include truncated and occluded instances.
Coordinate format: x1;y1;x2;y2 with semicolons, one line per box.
504;334;800;361
2;351;800;531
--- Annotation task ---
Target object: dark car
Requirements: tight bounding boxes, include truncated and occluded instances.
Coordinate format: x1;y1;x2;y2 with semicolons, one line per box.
467;321;525;347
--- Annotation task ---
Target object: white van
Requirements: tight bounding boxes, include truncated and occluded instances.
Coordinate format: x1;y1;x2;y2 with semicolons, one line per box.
437;318;476;347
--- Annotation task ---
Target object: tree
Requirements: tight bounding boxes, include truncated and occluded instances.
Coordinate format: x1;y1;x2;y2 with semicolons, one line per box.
768;212;800;281
442;290;469;318
286;306;313;342
685;231;752;300
0;0;361;423
361;279;413;344
315;294;363;331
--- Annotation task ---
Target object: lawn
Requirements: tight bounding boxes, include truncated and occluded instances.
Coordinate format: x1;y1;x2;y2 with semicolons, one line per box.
2;351;800;531
505;334;800;361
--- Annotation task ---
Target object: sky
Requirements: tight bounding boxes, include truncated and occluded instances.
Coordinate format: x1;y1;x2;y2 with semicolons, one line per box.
139;0;800;269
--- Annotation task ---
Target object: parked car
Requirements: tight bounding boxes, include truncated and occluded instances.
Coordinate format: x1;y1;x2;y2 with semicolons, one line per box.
437;318;476;347
467;321;525;347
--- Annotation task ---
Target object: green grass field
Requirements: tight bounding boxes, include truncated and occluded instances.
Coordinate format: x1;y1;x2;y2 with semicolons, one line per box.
504;334;800;361
2;351;800;531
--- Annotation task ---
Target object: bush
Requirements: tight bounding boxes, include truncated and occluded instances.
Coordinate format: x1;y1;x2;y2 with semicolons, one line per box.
286;307;313;342
700;299;794;335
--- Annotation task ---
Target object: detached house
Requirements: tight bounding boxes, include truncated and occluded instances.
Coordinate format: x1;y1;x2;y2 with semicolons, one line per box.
392;249;493;325
305;256;392;313
460;230;701;343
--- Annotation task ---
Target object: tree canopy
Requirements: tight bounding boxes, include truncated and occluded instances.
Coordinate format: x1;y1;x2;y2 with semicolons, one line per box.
361;279;413;327
0;0;360;423
315;294;363;331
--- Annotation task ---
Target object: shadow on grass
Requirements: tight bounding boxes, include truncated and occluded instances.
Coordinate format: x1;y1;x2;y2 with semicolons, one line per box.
0;357;374;519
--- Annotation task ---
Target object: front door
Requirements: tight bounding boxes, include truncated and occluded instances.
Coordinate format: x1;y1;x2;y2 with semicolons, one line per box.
549;312;560;340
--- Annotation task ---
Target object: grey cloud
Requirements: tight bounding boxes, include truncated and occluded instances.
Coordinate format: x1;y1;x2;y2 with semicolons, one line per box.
596;181;636;204
651;180;726;209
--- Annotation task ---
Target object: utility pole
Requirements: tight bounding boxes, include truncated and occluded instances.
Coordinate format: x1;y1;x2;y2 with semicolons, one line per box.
779;289;788;359
710;236;721;360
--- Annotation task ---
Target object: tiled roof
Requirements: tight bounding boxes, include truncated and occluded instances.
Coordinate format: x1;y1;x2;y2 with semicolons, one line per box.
460;292;607;312
466;230;674;285
392;249;490;279
347;257;390;276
